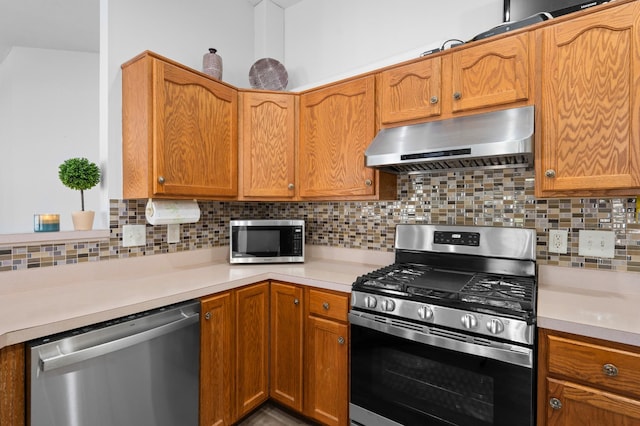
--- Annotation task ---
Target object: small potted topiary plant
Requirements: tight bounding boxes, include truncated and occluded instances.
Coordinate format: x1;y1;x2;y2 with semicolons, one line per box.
58;157;101;230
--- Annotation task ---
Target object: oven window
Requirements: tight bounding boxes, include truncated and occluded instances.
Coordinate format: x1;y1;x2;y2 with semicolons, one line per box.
350;324;534;426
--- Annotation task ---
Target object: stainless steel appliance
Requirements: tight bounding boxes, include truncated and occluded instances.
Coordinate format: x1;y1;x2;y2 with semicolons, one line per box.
28;300;200;426
349;224;537;426
230;219;305;264
365;106;534;174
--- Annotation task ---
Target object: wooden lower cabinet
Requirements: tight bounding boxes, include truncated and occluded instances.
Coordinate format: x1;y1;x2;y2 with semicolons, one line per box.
235;282;270;419
304;288;350;426
0;343;25;426
270;282;304;412
538;329;640;426
200;292;235;426
201;282;349;426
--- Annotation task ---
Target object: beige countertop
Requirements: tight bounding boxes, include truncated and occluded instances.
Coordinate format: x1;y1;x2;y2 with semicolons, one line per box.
2;247;639;350
0;245;393;349
538;265;640;347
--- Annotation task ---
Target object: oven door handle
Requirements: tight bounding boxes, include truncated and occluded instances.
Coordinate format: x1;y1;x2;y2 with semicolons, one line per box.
349;311;533;368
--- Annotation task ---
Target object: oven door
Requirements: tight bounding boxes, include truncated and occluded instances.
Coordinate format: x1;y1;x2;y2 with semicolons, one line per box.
349;312;535;426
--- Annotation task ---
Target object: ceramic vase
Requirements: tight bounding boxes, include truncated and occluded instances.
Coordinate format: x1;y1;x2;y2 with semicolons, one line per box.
72;211;95;231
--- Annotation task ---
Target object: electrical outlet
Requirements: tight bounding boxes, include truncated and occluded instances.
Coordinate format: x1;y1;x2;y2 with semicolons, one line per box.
167;224;180;243
122;224;146;247
549;229;568;254
578;230;615;258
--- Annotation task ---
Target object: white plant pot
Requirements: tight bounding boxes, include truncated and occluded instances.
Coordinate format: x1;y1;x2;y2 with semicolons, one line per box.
71;211;95;231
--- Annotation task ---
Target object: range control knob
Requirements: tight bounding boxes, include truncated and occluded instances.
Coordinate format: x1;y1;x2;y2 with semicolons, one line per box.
461;314;478;329
417;305;434;321
486;318;505;334
364;296;377;309
380;299;396;312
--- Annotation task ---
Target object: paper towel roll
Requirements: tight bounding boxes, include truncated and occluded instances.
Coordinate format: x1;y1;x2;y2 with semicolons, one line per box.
145;199;201;225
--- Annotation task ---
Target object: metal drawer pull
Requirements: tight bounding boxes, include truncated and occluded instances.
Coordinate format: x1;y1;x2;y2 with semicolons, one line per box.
338;336;345;345
603;363;619;377
323;302;330;310
549;398;562;410
294;298;299;305
430;96;439;104
204;312;211;320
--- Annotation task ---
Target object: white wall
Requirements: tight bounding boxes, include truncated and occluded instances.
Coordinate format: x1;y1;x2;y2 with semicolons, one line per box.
105;0;256;201
284;0;504;90
0;47;99;233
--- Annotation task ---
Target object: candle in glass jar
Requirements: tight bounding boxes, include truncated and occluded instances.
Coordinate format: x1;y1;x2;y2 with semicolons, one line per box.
34;214;60;232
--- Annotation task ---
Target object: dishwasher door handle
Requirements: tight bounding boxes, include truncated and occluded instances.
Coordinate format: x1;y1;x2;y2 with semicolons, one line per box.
39;312;199;372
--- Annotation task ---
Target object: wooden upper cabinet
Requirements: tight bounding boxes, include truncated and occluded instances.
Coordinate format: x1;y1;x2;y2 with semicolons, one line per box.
448;32;530;113
122;51;238;200
378;57;442;124
299;75;395;200
238;91;297;200
536;2;640;197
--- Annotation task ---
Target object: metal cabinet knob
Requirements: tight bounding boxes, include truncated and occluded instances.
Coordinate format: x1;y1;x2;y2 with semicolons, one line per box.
545;169;556;178
158;176;165;184
603;363;619;377
430;96;439;104
453;92;462;100
288;183;295;190
322;302;330;310
338;336;345;345
549;398;562;410
294;298;300;305
364;179;372;186
204;312;211;321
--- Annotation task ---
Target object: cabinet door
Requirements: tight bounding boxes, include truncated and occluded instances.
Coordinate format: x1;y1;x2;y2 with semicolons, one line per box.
299;76;377;199
546;378;640;426
537;2;640;196
200;292;234;426
0;344;25;426
235;282;269;419
270;282;304;411
239;92;297;199
305;316;348;426
449;32;530;113
153;59;238;198
379;57;442;124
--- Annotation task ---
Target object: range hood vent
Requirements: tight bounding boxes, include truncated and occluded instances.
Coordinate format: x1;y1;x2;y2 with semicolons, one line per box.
365;106;534;174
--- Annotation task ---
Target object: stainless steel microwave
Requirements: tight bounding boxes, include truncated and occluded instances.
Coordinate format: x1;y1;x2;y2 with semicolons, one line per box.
229;219;305;264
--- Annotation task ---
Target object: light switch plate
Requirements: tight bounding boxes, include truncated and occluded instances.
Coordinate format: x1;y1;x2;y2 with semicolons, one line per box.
549;229;568;254
578;230;615;258
167;224;180;243
123;224;146;247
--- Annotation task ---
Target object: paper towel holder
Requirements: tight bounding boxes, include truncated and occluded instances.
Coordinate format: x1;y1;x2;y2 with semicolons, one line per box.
145;198;201;225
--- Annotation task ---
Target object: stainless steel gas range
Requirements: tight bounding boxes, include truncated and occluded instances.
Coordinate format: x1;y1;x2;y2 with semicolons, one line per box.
349;224;537;426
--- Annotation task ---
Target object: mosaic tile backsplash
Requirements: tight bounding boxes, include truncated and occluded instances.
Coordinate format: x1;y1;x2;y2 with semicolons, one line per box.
1;168;639;273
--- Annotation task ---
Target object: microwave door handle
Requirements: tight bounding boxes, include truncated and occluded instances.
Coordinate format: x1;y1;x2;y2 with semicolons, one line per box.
39;312;199;372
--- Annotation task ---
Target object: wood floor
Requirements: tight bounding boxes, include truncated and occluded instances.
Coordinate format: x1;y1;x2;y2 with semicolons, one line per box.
237;402;318;425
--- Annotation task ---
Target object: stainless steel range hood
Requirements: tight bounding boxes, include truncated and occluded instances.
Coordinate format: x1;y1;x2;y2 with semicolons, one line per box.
365;106;534;174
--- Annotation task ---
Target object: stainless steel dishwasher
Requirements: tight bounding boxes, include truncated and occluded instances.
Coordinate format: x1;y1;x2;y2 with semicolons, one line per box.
28;300;200;426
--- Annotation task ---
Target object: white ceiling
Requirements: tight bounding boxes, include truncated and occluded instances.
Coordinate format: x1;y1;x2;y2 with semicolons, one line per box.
0;0;99;63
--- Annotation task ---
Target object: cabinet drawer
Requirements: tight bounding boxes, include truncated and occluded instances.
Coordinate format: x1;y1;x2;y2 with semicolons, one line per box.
308;289;349;322
547;334;640;399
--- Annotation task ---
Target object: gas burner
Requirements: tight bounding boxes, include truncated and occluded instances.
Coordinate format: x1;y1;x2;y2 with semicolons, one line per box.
462;275;533;301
